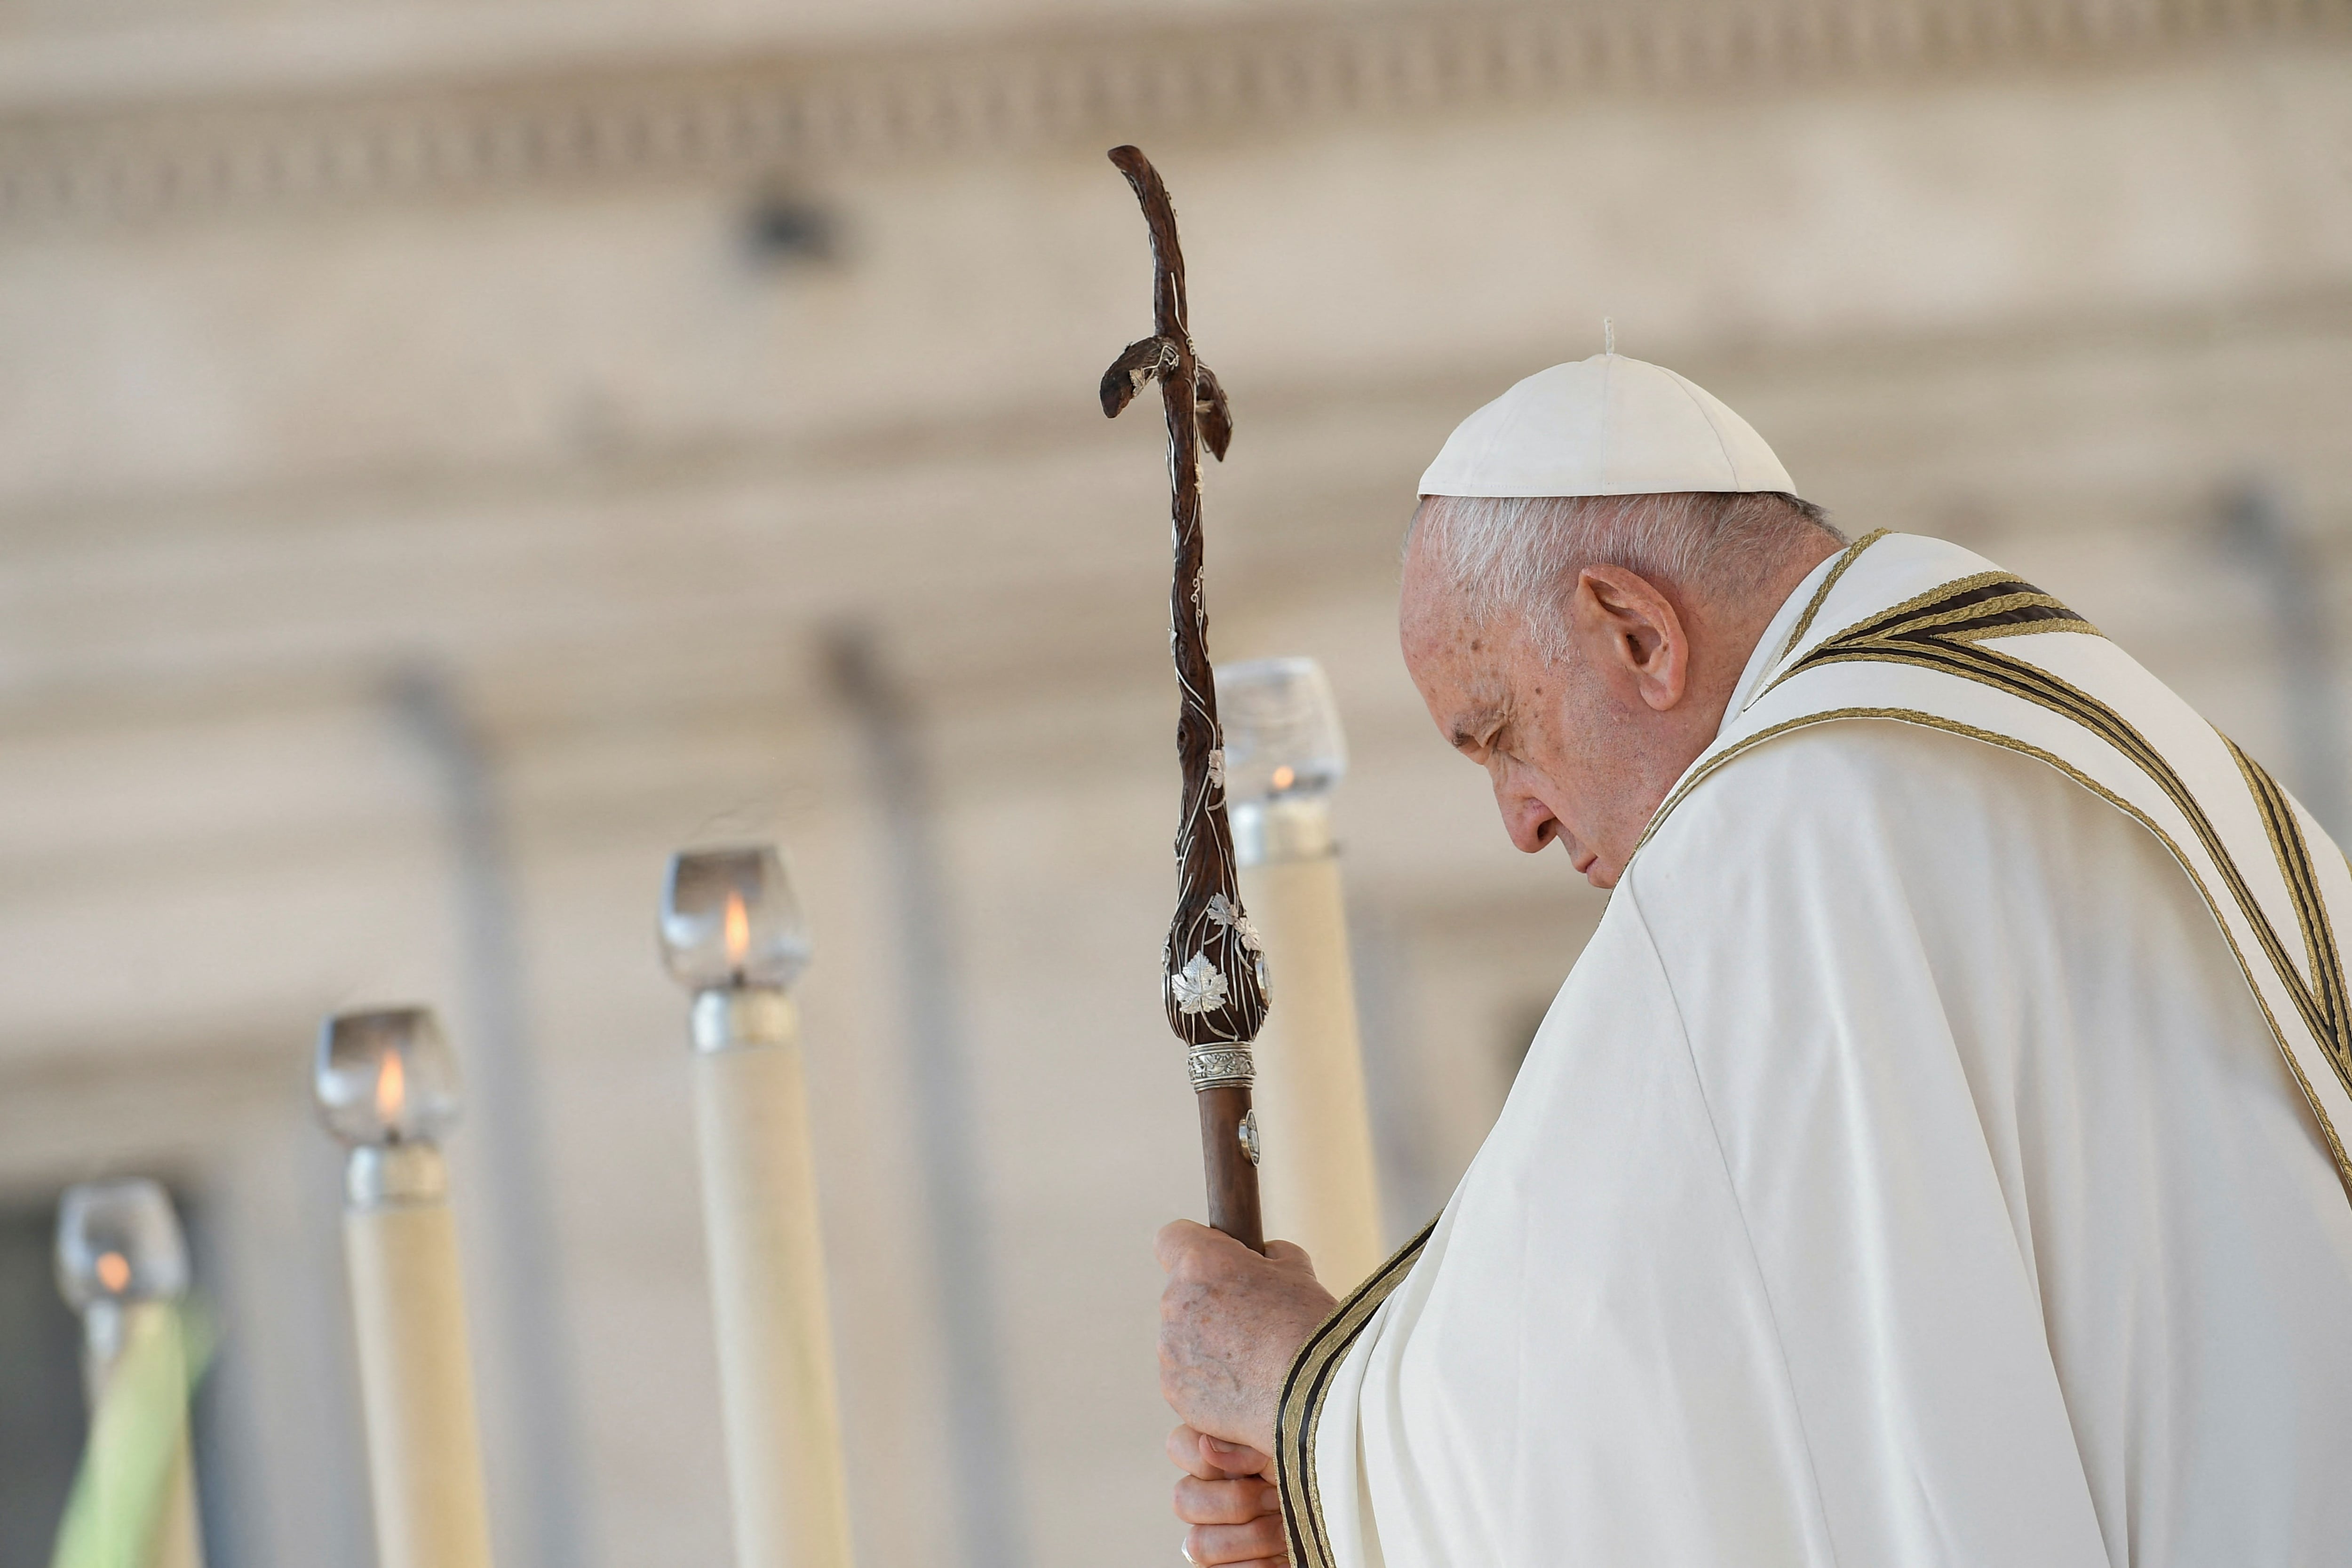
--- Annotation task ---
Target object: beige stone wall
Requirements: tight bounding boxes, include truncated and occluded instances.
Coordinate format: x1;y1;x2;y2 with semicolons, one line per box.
1;3;2348;1564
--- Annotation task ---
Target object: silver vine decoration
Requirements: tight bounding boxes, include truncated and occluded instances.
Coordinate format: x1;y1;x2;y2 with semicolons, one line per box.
1097;144;1270;1060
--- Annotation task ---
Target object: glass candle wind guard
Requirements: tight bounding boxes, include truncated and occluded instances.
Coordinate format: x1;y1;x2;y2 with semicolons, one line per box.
316;1006;463;1148
56;1178;190;1309
660;844;813;992
1215;656;1348;805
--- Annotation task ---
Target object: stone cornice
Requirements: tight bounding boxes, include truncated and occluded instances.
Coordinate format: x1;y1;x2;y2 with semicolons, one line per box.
2;0;2345;230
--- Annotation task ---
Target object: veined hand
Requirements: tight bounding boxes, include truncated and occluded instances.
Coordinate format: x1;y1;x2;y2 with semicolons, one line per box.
1154;1220;1337;1462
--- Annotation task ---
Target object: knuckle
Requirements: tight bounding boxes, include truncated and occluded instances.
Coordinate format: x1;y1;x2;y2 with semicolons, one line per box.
1172;1478;1232;1524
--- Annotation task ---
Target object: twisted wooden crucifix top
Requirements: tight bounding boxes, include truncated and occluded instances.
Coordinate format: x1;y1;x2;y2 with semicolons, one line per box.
1099;144;1267;1249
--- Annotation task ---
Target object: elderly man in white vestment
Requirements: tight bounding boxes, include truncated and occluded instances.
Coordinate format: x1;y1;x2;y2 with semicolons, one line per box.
1154;353;2352;1568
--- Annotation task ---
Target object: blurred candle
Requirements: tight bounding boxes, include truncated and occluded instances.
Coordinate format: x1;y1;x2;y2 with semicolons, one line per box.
316;1007;494;1568
660;845;854;1568
55;1178;206;1568
1218;657;1386;1290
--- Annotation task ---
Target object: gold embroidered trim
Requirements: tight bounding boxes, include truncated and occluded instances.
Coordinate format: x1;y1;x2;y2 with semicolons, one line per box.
1768;528;1889;670
2229;742;2352;1076
1768;570;2099;677
1275;1217;1438;1568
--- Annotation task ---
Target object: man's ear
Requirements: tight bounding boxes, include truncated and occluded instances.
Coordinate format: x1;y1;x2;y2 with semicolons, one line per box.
1573;565;1689;712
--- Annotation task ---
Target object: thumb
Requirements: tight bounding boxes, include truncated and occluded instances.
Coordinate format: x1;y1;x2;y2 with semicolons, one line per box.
1263;1239;1317;1273
1155;1217;1216;1272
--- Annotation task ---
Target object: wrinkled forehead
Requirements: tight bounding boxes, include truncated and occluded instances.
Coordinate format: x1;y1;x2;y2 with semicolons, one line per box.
1397;514;1465;622
1400;575;1516;708
1398;515;1506;650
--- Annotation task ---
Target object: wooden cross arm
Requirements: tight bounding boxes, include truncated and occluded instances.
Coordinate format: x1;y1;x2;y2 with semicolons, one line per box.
1099;336;1235;462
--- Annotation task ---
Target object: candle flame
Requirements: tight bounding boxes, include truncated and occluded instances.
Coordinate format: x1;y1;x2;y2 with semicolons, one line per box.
723;891;751;969
375;1048;407;1126
95;1251;130;1293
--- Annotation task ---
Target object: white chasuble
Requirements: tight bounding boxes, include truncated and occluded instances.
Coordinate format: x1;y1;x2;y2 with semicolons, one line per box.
1278;531;2352;1568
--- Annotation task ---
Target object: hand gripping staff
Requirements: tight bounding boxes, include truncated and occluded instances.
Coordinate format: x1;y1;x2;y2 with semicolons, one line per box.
1099;145;1269;1252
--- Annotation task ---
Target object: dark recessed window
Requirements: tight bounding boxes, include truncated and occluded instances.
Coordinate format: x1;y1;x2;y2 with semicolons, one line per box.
743;195;837;266
0;1198;88;1565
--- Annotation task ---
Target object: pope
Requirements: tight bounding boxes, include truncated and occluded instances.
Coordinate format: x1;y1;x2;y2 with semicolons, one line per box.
1156;352;2352;1567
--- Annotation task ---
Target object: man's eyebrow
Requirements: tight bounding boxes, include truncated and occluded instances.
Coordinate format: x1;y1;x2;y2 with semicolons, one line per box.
1449;710;1501;750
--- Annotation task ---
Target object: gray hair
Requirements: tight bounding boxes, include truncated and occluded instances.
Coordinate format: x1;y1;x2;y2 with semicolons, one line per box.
1409;491;1844;664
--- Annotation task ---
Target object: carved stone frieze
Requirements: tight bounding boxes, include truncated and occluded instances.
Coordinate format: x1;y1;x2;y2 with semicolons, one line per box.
1;0;2344;230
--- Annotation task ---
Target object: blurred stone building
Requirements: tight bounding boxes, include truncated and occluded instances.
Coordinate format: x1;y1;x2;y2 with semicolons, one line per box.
0;0;2347;1563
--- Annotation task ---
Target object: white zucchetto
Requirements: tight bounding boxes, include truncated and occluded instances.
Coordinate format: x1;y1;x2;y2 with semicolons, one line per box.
1419;353;1796;499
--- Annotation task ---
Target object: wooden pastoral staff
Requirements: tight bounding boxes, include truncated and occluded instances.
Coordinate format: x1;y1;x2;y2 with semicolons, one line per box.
1098;144;1269;1252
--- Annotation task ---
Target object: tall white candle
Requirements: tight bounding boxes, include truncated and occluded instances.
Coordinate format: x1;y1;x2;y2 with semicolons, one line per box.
661;846;855;1568
55;1178;206;1568
1220;658;1387;1291
317;1008;495;1568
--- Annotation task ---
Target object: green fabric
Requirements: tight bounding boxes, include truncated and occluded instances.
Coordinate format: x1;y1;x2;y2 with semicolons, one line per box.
48;1303;213;1568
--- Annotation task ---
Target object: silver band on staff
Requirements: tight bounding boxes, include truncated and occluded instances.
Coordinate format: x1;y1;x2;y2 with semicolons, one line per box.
1186;1044;1258;1091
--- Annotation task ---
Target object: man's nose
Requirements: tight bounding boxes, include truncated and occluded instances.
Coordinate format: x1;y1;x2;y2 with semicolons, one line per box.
1494;780;1560;855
